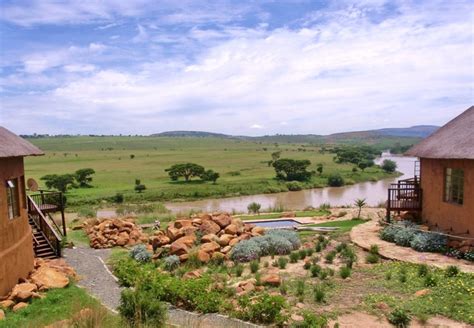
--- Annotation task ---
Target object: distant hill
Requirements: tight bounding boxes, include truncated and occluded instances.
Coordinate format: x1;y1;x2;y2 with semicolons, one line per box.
375;125;438;138
151;130;231;138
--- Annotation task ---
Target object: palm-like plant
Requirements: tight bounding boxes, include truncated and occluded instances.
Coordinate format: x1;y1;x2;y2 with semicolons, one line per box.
354;198;367;219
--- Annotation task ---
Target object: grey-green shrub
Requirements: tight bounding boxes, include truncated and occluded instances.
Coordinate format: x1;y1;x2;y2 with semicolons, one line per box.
410;232;447;252
266;230;301;250
265;235;293;255
130;244;152;263
163;255;180;271
231;239;261;262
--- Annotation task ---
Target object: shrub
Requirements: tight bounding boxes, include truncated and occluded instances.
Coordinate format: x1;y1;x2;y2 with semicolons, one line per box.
399;273;407;283
313;285;325;303
341;247;357;268
365;253;379;264
369;244;379;255
424;273;437;287
310;264;321;278
315;243;322;252
163;255;180;271
247;202;262;214
265;235;293;255
394;227;418;247
445;265;460;277
210;252;225;266
379;225;399;242
290;252;300;263
279;282;288;295
250;260;259;273
119;287;167;327
385;271;392;280
294;312;328;328
319;270;328;280
278;257;288;269
296;280;305;298
231;239;261;262
303;262;312;270
381;159;397;173
306;248;314;257
319;203;331;211
327;174;344;187
410;232;447;253
266;230;301;250
325;251;336;264
235;293;286;325
113;193;124;204
234;264;244;277
336;242;348;253
388;308;411;328
130;244;152;263
340;267;351;279
286;181;303;191
417;264;429;277
114;258;143;287
252;236;271;256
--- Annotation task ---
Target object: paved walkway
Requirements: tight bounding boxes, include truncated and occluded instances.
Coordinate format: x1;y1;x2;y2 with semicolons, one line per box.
350;220;474;273
63;246;122;311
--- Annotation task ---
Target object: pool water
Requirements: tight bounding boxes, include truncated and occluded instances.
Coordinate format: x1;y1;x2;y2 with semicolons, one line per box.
251;219;300;228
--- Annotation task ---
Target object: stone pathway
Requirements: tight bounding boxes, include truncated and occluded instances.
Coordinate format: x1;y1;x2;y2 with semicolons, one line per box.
63;246;122;311
351;220;474;273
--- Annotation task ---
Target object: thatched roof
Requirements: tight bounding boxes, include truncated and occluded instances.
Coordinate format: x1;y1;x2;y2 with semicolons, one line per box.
0;127;44;158
406;106;474;159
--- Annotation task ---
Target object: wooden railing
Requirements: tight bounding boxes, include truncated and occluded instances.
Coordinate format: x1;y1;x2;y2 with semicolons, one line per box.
27;195;62;257
386;177;422;221
28;190;66;236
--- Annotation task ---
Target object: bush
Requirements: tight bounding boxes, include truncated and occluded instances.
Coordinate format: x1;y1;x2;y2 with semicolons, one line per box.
306;248;314;257
445;265;460;277
296;280;305;297
394;227;418;247
290;252;300;263
424;273;437;287
336;242;348;253
278;257;288;269
119;287;167;327
410;232;447;253
252;236;271;256
325;251;336;264
369;244;379;255
231;239;261;262
299;249;308;260
130;244;152;263
327;174;345;187
163;255;180;271
310;264;321;277
340;267;351;279
388;308;411;328
315;243;322;252
279;282;288;295
234;264;244;277
365;253;379;264
313;285;325;303
113;192;124;204
266;230;301;250
250;260;259;273
265;235;294;255
341;247;357;268
319;270;329;280
114;258;144;287
303;262;312;270
381;159;397;173
379;225;399;242
235;293;286;325
417;264;429;277
286;181;303;191
247;202;262;214
294;312;328;328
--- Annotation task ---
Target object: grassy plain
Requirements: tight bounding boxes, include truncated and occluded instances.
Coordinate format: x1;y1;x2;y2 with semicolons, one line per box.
26;136;401;207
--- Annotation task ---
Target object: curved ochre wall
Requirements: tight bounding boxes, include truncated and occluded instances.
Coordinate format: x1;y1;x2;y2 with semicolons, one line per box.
0;157;34;297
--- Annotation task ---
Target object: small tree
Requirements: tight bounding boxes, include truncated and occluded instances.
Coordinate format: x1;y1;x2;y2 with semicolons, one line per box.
354;198;367;218
272;158;312;181
165;163;205;182
247;202;262;214
316;163;323;175
74;168;95;187
130;154;135;159
41;174;75;193
327;174;344;187
271;151;282;161
201;170;220;184
381;159;397;173
134;179;146;193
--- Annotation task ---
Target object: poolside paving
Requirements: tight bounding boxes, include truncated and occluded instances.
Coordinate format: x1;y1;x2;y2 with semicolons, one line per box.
350;220;474;273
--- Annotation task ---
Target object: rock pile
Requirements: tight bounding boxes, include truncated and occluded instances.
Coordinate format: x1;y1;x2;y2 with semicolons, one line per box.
82;217;148;249
0;259;76;316
150;213;265;263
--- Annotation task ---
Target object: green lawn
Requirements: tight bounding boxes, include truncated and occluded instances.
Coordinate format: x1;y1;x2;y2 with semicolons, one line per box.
238;209;330;221
0;284;120;328
25;136;399;207
307;219;367;232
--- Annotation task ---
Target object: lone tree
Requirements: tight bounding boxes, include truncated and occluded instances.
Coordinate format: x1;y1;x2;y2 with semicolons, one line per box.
354;198;367;218
41;174;75;193
165;163;205;182
134;179;146;193
327;173;345;187
75;168;95;187
247;202;261;214
381;159;397;173
272;158;312;181
201;170;220;184
316;163;323;175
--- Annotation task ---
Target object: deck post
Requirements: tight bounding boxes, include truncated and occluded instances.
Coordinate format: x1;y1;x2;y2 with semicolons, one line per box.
386;188;391;223
60;192;67;236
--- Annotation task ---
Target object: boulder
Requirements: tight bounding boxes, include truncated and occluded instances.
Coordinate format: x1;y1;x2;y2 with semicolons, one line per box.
10;283;37;302
174;235;196;248
166;226;184;241
151;235;171;249
192;218;202;226
183;270;202;280
182;226;198;236
174;220;193;229
218;234;233;246
30;267;70;289
12;302;28;312
200;241;221;254
179;254;189;262
197;250;211;263
169;239;191;256
229;238;240;247
212;214;232;228
212;252;225;261
224;224;238;235
415;289;431;297
251;226;265;235
243;224;255;232
0;300;14;310
230;218;244;229
199;220;221;235
261;274;281;286
200;213;212;221
221;246;232;254
201;234;218;243
0;309;4;320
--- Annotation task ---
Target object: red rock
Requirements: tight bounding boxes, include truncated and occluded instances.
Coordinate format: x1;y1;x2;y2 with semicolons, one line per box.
415;289;431;297
221;246;232;253
151;235;171;249
229;238;240;247
0;309;4;320
169;240;190;256
199;220;221;235
251;227;265;235
197;250;210;263
200;241;221;254
212;214;232;228
0;300;14;310
183;270;202;280
224;224;238;235
12;302;28;312
10;283;37;302
201;234;218;243
179;254;189;262
30;267;69;289
174;220;193;229
218;234;233;246
166;226;184;241
182;226;198;236
192;218;202;226
261;274;281;286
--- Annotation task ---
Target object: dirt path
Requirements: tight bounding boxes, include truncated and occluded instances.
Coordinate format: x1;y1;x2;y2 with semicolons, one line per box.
351;220;474;272
63;246;122;311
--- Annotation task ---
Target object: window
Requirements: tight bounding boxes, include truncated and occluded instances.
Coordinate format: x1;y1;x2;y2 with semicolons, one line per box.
6;178;21;219
444;168;464;205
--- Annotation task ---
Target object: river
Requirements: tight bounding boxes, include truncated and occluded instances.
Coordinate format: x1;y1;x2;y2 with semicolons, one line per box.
165;154;417;214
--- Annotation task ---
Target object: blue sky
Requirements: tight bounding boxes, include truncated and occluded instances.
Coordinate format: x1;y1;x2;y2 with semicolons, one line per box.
0;0;472;135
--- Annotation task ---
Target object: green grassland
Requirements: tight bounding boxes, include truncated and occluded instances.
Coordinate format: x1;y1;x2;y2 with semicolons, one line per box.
25;136;402;207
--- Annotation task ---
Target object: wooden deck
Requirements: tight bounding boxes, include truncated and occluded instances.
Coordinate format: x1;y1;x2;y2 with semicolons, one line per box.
386;177;422;220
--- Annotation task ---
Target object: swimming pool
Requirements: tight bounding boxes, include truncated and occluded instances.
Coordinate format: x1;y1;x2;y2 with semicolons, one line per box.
251;219;301;229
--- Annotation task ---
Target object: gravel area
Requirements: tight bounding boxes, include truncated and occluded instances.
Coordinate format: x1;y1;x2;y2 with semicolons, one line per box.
63;246;122;311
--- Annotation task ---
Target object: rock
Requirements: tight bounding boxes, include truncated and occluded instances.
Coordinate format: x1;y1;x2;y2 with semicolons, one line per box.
261;274;281;286
30;267;70;289
151;235;171;249
197;250;211;263
0;309;4;320
212;252;225;261
12;302;28;312
169;239;191;256
251;226;265;235
116;232;129;246
239;233;252;241
201;234;218;243
230;218;244;229
212;214;232;228
183;270;202;280
182;226;198;236
243;224;255;232
10;283;37;302
224;224;238;235
221;246;232;253
166;226;184;241
218;234;233;246
376;302;390;311
174;235;196;247
199;220;221;235
229;238;240;247
291;314;304;322
200;213;213;221
296;302;305;309
179;254;189;262
200;241;221;254
174;220;193;229
0;300;14;310
415;289;431;297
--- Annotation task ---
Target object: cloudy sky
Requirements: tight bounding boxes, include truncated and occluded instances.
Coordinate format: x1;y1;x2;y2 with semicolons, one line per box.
0;0;472;136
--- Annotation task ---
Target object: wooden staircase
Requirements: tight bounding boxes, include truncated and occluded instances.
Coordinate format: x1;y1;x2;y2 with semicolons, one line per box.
29;217;58;259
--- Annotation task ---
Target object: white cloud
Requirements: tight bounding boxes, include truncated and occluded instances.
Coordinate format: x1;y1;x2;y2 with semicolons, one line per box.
250;124;264;129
